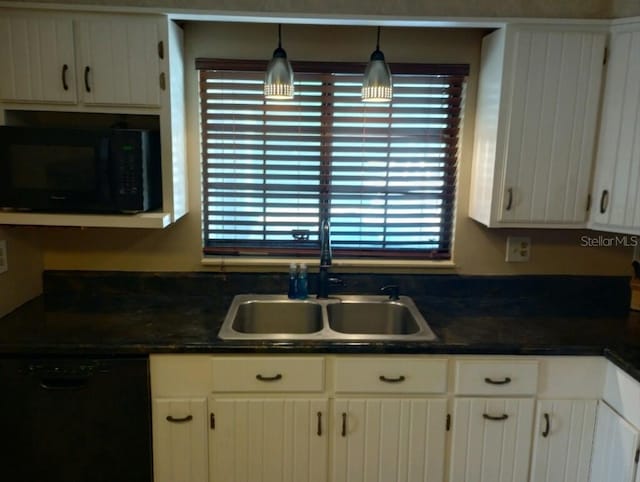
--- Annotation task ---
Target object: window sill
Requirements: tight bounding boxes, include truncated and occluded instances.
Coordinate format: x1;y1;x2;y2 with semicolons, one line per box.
201;256;456;272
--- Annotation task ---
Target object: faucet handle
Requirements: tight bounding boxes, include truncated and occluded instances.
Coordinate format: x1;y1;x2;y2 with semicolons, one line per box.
381;285;400;301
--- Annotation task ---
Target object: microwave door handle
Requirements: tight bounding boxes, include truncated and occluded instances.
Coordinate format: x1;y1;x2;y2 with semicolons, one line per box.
99;137;114;202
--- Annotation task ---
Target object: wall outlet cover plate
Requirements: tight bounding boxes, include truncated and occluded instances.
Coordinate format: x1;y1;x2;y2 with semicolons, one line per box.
506;236;531;263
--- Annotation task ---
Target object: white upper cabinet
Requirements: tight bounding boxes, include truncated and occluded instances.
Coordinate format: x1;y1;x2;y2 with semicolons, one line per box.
469;25;607;228
0;10;162;108
588;24;640;235
0;10;187;228
76;16;162;107
0;15;77;103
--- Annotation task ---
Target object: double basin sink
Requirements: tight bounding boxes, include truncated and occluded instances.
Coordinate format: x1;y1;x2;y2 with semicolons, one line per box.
218;294;437;341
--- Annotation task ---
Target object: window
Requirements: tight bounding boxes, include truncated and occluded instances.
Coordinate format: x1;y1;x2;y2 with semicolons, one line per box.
197;59;468;260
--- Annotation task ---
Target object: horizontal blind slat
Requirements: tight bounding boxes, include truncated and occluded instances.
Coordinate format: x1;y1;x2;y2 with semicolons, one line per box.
199;62;464;257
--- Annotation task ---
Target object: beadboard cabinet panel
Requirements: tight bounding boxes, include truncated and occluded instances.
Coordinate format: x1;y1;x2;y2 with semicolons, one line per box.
76;16;162;107
589;25;640;235
332;398;447;482
530;399;597;482
449;397;535;482
0;15;76;103
469;25;606;228
208;398;328;482
589;401;640;482
153;398;209;482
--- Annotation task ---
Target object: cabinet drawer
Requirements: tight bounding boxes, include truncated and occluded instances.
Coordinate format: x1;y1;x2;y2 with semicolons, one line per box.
334;357;448;393
454;360;539;395
211;356;324;392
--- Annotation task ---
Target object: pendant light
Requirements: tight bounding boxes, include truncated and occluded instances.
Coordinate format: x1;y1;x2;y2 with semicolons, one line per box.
362;26;392;103
264;24;295;100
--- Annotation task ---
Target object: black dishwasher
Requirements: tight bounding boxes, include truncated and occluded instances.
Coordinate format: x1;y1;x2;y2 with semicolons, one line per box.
0;357;152;482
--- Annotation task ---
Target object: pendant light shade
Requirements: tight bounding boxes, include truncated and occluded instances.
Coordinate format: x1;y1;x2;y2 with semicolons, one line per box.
264;24;294;100
362;27;392;103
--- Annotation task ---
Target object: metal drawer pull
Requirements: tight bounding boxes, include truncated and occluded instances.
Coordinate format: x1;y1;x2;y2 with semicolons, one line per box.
84;66;91;93
505;188;513;210
483;413;509;421
317;412;322;436
600;190;609;214
379;375;406;383
61;64;69;91
256;373;283;382
166;415;193;423
341;412;347;437
542;413;550;437
484;377;511;385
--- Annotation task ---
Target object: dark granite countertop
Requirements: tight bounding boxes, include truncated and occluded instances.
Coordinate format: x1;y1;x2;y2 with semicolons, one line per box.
1;272;640;382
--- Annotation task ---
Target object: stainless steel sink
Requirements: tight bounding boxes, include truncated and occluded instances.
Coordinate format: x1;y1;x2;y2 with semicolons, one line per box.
232;300;323;334
218;294;436;341
327;301;421;335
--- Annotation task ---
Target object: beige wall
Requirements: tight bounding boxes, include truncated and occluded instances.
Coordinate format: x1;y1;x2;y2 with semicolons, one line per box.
0;228;42;317
38;22;634;276
612;0;640;18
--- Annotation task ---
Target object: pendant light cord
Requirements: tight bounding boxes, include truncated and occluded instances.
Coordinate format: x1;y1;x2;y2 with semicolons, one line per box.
278;24;282;49
376;26;381;50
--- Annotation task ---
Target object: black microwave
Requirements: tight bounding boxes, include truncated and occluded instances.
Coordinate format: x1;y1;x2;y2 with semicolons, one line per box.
0;126;162;214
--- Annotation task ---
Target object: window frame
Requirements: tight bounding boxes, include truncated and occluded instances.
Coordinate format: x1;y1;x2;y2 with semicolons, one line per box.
197;58;469;261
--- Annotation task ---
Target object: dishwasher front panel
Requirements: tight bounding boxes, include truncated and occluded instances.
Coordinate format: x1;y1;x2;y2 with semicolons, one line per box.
0;357;152;482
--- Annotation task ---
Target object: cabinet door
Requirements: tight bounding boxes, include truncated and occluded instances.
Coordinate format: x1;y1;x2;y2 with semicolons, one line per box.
333;398;447;482
530;399;597;482
589;27;640;235
0;14;77;103
590;401;640;482
499;29;605;225
76;15;162;106
449;397;535;482
209;398;328;482
153;398;209;482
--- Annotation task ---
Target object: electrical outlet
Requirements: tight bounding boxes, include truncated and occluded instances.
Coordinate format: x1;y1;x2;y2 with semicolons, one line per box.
0;240;7;274
506;236;531;262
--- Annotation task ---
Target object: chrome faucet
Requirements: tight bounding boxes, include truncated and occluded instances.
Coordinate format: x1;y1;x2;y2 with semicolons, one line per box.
317;219;332;299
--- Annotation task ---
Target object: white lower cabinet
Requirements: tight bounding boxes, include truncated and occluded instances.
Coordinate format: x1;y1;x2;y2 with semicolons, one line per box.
208;398;328;482
589;401;640;482
153;398;209;482
529;399;598;482
332;398;447;482
150;355;618;482
449;397;535;482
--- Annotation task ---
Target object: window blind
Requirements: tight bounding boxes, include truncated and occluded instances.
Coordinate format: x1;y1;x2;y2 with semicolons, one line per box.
197;59;468;259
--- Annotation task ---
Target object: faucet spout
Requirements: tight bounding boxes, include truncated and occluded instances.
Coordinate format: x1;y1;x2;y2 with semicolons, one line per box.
319;219;331;267
317;219;332;299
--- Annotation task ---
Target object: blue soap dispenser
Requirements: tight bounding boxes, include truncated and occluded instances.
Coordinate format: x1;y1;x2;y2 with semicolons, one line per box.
288;263;298;299
297;263;308;299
